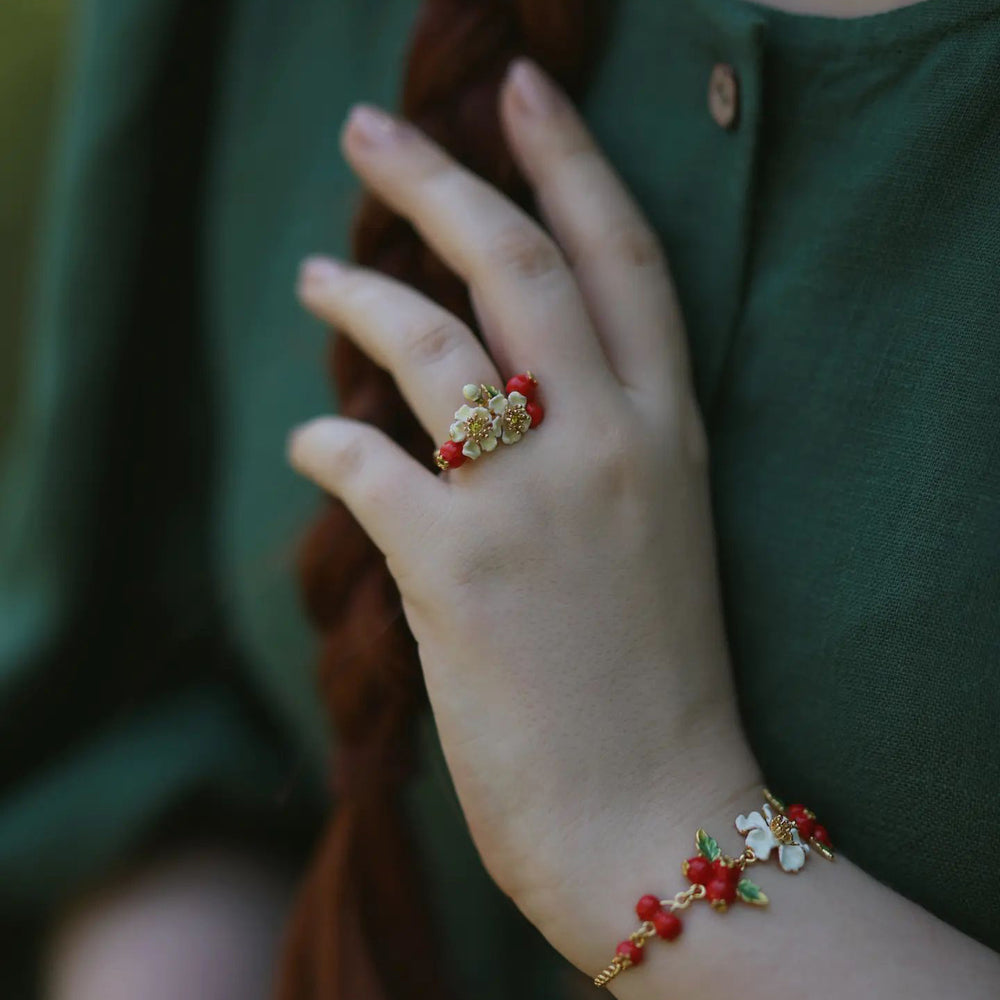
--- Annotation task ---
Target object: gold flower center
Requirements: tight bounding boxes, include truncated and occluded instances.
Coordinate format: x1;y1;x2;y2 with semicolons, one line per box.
466;411;491;443
504;405;530;435
769;814;796;845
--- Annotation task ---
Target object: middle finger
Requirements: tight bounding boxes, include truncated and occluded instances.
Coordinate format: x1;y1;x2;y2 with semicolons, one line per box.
341;104;613;396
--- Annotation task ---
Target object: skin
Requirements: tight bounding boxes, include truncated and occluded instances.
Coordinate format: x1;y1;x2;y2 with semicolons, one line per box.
38;2;980;994
288;59;1000;998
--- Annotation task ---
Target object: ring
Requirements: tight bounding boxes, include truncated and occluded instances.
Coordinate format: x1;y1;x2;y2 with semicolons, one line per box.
434;372;545;470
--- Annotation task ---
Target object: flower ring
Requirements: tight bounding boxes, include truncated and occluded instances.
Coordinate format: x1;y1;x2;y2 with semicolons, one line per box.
434;372;544;470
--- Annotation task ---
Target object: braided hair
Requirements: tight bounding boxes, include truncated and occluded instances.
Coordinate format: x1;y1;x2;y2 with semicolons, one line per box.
278;3;608;996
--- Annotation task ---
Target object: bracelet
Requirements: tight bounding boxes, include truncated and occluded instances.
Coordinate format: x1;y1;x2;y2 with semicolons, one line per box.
593;788;834;988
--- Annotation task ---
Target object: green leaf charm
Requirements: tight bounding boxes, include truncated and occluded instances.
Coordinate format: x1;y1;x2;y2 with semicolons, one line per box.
696;828;721;861
736;878;769;906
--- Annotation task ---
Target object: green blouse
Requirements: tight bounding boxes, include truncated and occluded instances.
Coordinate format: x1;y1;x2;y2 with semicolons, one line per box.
2;0;997;994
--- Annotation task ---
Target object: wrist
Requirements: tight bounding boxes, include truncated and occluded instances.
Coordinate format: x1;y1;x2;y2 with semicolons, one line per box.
511;721;761;984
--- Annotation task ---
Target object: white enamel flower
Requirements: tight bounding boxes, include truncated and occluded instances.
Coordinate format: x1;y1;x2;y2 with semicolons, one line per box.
490;390;533;444
449;402;500;459
735;804;810;873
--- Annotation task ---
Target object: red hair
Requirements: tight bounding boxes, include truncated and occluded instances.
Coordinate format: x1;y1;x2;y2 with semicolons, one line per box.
278;3;608;996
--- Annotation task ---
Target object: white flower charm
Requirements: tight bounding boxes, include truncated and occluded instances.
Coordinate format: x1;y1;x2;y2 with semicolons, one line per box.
490;390;533;444
735;804;810;873
449;402;500;459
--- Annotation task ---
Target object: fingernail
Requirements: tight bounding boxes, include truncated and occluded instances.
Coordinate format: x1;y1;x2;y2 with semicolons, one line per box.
507;58;563;116
286;419;310;456
296;255;346;299
346;104;400;146
299;255;343;287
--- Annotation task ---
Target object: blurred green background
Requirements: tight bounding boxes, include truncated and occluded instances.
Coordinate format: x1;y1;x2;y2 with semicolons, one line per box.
0;0;72;445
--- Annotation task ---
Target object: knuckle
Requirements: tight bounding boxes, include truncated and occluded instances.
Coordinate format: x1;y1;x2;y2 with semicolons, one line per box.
572;221;665;273
416;147;461;188
588;425;637;482
490;223;565;281
337;270;379;307
557;418;636;495
610;223;666;270
330;432;367;480
403;315;466;367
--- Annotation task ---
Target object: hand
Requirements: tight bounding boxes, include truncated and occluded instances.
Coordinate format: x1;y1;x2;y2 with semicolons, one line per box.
290;58;759;966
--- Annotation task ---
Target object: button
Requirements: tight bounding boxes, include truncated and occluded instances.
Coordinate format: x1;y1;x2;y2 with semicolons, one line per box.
708;63;739;130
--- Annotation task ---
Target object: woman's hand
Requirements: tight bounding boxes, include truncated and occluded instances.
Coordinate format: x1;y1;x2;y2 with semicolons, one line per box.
289;58;759;970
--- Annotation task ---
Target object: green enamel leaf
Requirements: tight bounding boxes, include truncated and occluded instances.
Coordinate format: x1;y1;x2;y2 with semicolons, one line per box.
696;828;721;861
737;878;769;906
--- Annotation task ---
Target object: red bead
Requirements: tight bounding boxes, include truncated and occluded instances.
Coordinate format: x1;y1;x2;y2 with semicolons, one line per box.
683;856;713;885
712;859;741;885
615;940;643;966
705;878;737;908
505;373;537;400
437;440;466;468
795;816;816;840
525;401;545;428
651;910;683;941
635;895;662;921
813;824;831;847
786;803;807;820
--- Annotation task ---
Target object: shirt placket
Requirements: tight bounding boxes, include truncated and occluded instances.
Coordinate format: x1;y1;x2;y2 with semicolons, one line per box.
672;2;766;422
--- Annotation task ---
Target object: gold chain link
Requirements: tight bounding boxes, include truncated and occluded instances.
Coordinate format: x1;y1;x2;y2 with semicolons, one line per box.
663;883;706;911
630;920;656;944
593;955;628;987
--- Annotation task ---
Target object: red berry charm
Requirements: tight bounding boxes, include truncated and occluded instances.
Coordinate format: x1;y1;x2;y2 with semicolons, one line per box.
682;856;713;885
705;877;737;910
784;802;816;840
712;859;741;886
651;910;682;941
764;796;834;857
689;828;763;912
795;815;816;840
434;440;467;470
505;372;537;400
592;789;834;989
615;940;644;966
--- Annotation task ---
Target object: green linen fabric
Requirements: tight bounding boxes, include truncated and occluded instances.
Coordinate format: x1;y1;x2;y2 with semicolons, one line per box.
1;0;997;995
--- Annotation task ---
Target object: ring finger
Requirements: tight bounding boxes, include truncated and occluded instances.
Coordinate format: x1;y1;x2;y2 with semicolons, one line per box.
297;255;502;440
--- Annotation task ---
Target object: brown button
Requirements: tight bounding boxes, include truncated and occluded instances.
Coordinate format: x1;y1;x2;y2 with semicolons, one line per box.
708;63;739;130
